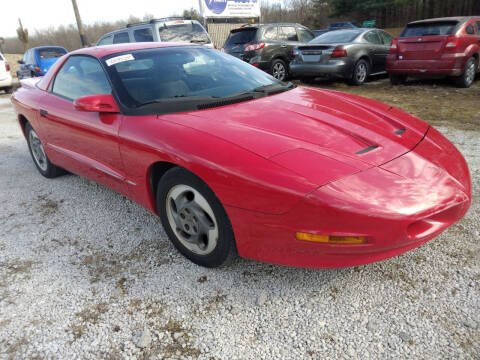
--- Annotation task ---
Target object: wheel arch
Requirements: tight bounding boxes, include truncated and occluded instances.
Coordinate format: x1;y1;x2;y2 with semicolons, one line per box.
148;160;180;215
18;114;29;138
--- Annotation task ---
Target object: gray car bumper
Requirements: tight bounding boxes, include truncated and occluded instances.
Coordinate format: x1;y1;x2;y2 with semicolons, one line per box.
290;60;352;79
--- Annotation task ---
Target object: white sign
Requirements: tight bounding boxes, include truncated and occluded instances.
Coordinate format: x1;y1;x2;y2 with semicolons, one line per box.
199;0;260;18
106;54;135;66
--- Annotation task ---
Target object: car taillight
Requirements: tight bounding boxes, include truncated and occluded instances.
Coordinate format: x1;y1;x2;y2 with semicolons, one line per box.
389;38;398;54
244;42;265;52
445;35;460;51
5;63;10;72
331;45;347;58
34;66;41;73
292;47;300;57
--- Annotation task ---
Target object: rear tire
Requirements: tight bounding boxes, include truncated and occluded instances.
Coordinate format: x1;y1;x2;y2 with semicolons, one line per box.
157;167;236;268
348;59;369;85
270;59;288;81
454;57;477;88
389;74;407;85
25;123;65;178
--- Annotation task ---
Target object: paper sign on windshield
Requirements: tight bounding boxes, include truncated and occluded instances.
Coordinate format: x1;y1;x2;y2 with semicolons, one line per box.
106;54;135;66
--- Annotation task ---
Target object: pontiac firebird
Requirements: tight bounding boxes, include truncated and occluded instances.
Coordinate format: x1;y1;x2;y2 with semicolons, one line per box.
11;42;471;268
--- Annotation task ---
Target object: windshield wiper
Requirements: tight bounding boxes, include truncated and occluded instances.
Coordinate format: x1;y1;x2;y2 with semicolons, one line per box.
253;82;296;95
190;39;207;43
135;95;219;108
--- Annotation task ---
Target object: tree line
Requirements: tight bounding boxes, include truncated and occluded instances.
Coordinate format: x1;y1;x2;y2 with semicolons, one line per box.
1;0;479;54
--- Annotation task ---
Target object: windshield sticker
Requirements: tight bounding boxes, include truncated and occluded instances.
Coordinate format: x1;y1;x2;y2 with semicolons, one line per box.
106;54;135;66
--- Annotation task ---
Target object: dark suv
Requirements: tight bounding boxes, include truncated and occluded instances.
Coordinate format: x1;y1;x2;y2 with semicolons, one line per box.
222;23;315;81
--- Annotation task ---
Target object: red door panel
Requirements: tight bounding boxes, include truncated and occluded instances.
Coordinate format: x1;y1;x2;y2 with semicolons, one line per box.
39;92;127;196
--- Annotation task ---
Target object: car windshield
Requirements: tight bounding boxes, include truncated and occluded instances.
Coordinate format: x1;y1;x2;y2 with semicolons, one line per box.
38;48;67;59
158;22;210;43
224;29;257;47
103;46;288;112
401;21;458;36
309;30;362;44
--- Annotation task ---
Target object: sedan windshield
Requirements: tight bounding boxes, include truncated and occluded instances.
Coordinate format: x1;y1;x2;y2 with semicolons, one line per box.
103;46;288;113
310;30;362;44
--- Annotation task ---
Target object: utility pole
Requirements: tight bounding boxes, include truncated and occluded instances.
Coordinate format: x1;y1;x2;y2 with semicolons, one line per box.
71;0;88;47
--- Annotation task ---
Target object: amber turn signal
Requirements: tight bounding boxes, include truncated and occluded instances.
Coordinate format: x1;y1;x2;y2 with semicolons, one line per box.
295;232;366;244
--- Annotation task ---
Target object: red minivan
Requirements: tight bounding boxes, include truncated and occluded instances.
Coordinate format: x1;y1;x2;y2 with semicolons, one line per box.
387;16;480;87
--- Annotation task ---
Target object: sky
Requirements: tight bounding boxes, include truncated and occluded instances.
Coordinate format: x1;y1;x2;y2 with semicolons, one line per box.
1;0;202;38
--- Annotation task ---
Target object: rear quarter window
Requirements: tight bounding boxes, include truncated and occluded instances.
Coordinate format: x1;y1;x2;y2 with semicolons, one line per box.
225;29;257;47
113;32;130;44
401;21;458;37
133;28;153;42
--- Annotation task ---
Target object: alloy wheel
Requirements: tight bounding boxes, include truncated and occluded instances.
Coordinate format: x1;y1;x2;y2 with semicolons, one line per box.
355;63;367;83
273;62;286;81
165;184;218;255
29;129;48;171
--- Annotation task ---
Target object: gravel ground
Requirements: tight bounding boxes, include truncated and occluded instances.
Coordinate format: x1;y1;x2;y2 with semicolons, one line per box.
0;81;479;359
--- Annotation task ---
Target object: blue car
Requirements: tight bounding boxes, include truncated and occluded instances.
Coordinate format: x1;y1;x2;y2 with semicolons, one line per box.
17;46;67;79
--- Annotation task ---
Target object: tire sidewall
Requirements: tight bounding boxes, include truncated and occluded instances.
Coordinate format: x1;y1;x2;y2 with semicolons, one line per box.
25;123;56;178
461;57;476;88
351;59;369;85
157;168;235;268
271;59;288;81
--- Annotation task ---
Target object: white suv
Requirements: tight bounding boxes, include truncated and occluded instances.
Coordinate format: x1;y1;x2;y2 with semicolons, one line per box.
0;52;13;94
97;17;214;48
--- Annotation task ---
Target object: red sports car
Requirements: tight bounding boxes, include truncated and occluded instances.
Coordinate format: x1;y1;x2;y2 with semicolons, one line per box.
11;43;471;268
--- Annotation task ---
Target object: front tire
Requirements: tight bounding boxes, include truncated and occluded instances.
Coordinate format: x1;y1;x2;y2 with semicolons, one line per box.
271;59;288;81
25;123;64;178
454;57;477;88
348;59;369;85
157;167;236;268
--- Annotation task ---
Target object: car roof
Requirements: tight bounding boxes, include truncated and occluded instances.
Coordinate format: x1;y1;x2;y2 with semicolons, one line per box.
32;46;67;50
408;16;478;25
69;42;193;58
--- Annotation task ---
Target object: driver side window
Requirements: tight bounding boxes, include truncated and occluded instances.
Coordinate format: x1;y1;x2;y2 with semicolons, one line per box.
52;56;111;101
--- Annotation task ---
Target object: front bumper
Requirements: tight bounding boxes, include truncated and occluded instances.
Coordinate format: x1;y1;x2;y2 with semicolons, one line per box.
229;126;471;268
290;60;352;78
386;54;465;76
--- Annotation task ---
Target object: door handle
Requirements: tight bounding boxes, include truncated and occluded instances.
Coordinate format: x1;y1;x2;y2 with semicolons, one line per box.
39;109;48;116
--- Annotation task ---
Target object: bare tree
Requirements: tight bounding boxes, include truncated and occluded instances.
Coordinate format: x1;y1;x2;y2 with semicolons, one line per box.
16;19;29;52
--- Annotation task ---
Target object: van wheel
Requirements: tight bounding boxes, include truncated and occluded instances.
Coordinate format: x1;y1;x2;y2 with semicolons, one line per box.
454;57;476;88
271;59;288;81
389;74;407;85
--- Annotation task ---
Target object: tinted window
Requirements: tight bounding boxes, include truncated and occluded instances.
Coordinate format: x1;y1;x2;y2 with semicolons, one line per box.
52;56;111;100
38;48;66;59
103;47;282;107
364;31;382;44
401;21;458;36
134;27;154;42
113;32;130;44
262;26;278;41
466;23;475;35
158;22;209;43
378;30;393;45
279;27;298;41
298;28;314;43
477;22;480;35
310;30;362;44
98;35;113;45
224;29;257;47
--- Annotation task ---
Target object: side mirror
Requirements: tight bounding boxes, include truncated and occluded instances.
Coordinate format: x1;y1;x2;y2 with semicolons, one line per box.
73;94;120;113
17;60;24;64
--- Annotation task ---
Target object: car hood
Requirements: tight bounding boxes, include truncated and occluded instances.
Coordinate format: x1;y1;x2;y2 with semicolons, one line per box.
163;86;429;184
